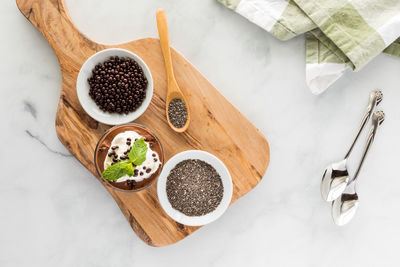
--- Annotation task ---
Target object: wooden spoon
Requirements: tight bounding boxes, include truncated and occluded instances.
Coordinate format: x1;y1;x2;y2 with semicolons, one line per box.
156;9;190;133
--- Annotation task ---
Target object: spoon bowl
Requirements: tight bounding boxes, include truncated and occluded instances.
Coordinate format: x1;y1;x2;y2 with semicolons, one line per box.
165;84;191;133
321;159;349;201
332;192;359;226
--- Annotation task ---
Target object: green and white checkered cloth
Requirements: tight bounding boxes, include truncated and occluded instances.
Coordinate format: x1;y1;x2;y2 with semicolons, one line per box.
219;0;400;94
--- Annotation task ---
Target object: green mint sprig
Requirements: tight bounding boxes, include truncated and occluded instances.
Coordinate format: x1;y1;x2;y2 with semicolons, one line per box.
102;139;148;181
102;161;134;181
128;139;147;165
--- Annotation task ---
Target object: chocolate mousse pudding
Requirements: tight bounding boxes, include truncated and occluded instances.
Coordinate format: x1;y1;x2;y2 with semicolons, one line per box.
95;124;163;192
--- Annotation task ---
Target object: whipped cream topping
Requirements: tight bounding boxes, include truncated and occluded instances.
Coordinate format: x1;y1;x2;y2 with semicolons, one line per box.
104;131;161;182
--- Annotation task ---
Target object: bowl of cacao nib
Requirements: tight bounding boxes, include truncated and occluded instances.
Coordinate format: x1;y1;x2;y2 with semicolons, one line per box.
94;123;164;193
77;48;153;125
157;150;233;226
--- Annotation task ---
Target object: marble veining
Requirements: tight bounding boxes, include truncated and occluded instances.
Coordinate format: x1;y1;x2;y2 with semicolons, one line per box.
23;101;37;119
25;129;72;158
1;0;400;266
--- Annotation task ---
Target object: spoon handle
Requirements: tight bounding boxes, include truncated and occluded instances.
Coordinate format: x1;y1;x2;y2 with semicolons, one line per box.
156;9;176;85
351;111;385;182
344;90;382;159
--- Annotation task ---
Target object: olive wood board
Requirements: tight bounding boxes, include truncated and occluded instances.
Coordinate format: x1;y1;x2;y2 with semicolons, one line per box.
17;0;271;247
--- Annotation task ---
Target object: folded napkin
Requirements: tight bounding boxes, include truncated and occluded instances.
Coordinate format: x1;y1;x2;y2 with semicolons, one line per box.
219;0;400;94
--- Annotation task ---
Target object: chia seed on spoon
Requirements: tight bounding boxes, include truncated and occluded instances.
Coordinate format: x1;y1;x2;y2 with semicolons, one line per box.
168;98;188;128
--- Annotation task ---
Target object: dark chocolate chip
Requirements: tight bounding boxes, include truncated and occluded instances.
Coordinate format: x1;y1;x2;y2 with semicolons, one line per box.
127;180;136;189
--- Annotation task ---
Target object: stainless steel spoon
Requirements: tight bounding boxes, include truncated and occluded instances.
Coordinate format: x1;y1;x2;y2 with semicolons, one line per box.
331;111;385;226
321;90;383;201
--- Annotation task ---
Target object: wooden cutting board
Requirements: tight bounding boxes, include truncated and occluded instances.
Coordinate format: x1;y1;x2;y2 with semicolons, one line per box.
17;0;270;246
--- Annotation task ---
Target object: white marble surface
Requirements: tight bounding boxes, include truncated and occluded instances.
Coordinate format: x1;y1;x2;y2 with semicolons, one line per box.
1;0;400;266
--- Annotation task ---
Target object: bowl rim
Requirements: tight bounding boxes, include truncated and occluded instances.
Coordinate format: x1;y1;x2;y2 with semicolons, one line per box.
94;123;164;193
157;150;233;226
76;47;154;125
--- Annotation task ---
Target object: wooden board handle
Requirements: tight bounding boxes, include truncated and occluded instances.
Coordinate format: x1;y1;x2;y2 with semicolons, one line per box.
16;0;103;63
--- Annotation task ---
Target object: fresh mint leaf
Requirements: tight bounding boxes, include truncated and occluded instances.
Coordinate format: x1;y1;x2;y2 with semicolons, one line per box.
102;161;134;181
128;139;148;166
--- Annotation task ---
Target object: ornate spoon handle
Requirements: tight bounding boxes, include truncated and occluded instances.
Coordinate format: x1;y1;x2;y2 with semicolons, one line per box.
344;90;382;159
350;111;385;184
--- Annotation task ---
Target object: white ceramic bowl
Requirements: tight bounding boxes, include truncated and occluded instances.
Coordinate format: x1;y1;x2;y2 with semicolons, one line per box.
157;150;233;226
76;48;154;125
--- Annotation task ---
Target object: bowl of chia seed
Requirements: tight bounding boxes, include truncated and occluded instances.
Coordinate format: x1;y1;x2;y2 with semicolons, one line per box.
77;48;154;125
157;150;233;226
